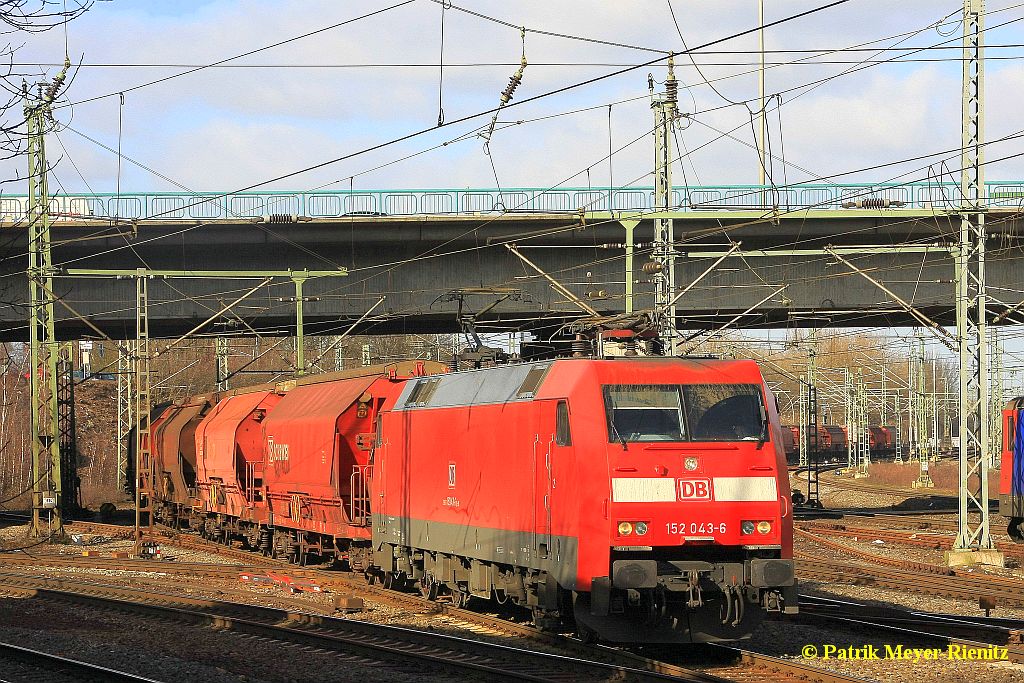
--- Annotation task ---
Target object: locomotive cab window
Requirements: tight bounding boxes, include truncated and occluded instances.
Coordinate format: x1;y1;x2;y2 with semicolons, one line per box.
555;400;572;446
603;383;766;443
683;384;764;441
604;386;685;442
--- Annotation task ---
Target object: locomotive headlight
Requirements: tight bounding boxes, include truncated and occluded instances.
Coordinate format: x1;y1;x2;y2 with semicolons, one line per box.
684;457;699;471
617;521;633;536
757;521;772;534
634;522;648;536
741;520;756;535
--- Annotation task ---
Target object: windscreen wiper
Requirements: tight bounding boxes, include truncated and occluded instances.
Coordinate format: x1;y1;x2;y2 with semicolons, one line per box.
756;403;768;450
610;419;628;451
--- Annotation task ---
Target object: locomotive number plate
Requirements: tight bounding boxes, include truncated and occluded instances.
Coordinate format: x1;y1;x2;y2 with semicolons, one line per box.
666;522;726;535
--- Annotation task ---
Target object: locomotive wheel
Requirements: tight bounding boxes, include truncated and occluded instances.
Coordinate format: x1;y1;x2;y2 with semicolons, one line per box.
419;573;439;600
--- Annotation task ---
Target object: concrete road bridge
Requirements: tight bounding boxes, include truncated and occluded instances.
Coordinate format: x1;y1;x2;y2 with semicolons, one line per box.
2;182;1023;341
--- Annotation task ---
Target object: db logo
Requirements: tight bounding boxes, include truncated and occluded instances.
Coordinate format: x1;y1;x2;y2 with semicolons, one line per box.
678;479;712;500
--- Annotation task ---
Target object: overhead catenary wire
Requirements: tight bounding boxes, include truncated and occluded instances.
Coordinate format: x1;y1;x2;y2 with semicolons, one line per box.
55;1;419;110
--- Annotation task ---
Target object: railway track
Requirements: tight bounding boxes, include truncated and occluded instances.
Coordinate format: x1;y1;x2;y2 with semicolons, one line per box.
797;594;1024;661
0;639;163;682
806;472;1003;506
796;533;1024;607
2;533;869;683
160;531;874;683
797;520;1024;563
0;572;729;683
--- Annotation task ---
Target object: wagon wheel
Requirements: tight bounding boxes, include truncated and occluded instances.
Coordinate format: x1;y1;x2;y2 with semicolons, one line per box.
455;587;471;608
382;571;396;590
419;572;439;601
364;571;377;585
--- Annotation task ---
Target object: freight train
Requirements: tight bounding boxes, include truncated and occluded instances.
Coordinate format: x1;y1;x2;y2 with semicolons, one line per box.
999;397;1024;541
780;424;898;463
138;356;797;643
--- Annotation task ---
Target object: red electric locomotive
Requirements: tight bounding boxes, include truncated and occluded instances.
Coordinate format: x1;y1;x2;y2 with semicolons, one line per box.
146;356;796;643
999;397;1024;541
373;357;796;643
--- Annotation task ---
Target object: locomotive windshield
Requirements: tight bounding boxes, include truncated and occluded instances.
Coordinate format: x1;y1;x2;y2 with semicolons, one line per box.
604;384;765;443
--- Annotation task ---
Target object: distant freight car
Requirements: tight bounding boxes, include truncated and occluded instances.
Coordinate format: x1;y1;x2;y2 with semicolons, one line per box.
823;425;847;454
999;397;1024;541
143;356;797;644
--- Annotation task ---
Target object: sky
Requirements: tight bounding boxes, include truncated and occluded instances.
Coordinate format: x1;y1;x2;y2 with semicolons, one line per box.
4;0;1024;196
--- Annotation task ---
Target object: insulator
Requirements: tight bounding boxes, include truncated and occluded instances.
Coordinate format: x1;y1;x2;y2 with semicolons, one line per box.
571;335;590;358
500;70;524;104
840;198;904;209
642;261;663;274
269;213;298;223
666;78;678;106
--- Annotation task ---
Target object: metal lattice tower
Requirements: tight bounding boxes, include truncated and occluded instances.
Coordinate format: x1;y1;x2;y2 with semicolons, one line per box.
650;58;678;354
55;343;79;516
26;79;64;537
798;383;808;468
116;341;133;492
215;336;230;391
912;336;935;487
855;369;871;474
844;370;855;470
134;271;155;552
334;336;345;371
952;0;997;558
990;329;1003;468
917;338;930;461
798;339;817;469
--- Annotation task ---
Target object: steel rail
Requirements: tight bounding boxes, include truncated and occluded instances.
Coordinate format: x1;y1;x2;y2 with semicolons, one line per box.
797;595;1024;662
0;639;163;682
797;554;1024;606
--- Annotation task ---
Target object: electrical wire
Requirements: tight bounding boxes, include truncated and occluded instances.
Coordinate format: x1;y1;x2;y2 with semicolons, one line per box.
55;1;418;109
424;0;672;54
